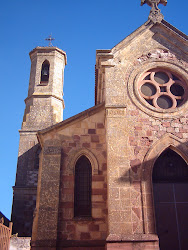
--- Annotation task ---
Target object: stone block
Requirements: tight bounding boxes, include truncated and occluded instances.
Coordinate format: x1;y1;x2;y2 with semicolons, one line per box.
91;135;100;143
80;232;91;240
92;208;102;218
88;129;96;134
76;224;88;233
88;224;99;231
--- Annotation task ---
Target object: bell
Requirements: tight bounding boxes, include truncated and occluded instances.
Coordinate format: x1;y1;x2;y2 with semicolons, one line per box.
42;68;48;76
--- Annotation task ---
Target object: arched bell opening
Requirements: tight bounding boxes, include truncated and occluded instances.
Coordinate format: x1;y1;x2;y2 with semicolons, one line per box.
40;60;50;83
152;148;188;250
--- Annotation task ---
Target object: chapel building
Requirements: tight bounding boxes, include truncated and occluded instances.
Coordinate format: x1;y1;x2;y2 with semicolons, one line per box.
11;1;188;249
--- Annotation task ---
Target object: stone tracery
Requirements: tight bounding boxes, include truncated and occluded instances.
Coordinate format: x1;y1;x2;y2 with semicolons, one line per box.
138;69;187;110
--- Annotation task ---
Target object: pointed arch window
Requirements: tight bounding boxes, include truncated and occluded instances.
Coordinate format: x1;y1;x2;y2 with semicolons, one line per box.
153;148;188;250
153;148;188;182
41;60;50;83
74;156;92;218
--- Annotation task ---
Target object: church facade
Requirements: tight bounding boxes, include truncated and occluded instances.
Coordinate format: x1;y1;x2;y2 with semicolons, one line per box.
12;2;188;249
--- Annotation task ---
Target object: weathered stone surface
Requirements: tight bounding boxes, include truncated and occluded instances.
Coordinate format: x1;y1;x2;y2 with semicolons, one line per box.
10;237;31;250
12;9;188;250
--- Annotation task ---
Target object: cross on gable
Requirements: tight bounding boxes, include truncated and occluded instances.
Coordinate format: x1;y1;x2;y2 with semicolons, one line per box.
141;0;167;23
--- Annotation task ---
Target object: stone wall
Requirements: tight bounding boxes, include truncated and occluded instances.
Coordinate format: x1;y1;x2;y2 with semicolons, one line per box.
97;21;188;248
31;107;107;248
58;109;107;244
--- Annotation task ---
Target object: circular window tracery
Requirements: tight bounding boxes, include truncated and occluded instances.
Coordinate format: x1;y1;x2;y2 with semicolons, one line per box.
138;69;187;110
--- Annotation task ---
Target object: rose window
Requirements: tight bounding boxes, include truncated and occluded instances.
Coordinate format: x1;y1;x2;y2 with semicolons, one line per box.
138;69;187;110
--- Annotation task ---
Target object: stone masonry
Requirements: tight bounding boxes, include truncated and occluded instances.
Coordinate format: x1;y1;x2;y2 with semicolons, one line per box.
31;105;107;249
12;7;188;250
11;47;67;236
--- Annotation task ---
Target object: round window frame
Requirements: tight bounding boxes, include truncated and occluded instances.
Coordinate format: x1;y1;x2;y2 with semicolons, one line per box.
128;61;188;119
138;68;187;110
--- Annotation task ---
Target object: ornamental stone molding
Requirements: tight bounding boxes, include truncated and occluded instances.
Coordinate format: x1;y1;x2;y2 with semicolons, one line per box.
67;148;99;175
141;133;188;233
127;56;188;118
141;0;167;23
142;133;188;178
137;49;188;69
138;69;187;110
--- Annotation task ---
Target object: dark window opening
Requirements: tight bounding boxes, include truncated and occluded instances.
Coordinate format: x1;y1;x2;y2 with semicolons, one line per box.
41;60;50;82
157;95;173;109
154;72;169;84
153;148;188;250
74;156;92;218
153;148;188;183
141;83;156;96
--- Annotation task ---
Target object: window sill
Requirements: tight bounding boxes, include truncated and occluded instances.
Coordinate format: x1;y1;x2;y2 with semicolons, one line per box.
73;216;93;221
39;81;48;86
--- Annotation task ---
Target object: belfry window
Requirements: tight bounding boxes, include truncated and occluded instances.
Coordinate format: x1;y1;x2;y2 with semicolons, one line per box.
74;156;92;218
41;60;50;82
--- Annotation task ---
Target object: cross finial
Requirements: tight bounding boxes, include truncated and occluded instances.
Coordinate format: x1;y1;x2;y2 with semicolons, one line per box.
141;0;167;23
45;34;55;47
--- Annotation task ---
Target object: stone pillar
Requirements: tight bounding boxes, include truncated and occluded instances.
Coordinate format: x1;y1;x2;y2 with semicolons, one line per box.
106;107;132;236
104;66;159;249
31;143;61;249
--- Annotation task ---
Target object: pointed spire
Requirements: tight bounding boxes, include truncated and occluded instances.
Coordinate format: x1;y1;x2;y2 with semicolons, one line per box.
141;0;167;23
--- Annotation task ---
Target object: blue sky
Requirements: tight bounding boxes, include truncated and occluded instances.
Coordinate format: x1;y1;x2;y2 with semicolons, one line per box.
0;0;187;219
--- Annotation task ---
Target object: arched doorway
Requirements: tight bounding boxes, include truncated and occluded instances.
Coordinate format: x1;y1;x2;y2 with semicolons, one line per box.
153;148;188;250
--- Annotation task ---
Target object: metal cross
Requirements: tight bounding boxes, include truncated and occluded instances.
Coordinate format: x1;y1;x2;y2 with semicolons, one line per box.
141;0;167;23
45;34;55;47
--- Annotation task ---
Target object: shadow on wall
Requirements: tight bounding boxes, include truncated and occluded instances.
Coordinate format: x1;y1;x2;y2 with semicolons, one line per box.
11;144;41;237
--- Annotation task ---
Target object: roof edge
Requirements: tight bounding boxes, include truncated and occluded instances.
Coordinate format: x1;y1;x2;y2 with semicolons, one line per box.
111;20;152;52
161;20;188;41
38;102;105;136
112;19;187;53
29;46;67;65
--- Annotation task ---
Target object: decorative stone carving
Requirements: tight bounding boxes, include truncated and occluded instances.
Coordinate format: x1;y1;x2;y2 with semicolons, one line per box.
137;49;175;63
127;58;188;119
141;0;167;23
137;49;188;69
67;148;99;175
106;107;126;117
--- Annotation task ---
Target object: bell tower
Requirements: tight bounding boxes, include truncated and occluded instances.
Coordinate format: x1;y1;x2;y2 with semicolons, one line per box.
11;46;67;236
23;46;67;129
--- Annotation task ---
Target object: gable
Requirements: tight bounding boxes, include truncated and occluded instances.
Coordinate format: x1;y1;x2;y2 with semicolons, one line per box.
111;20;187;62
95;19;188;112
37;103;105;146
